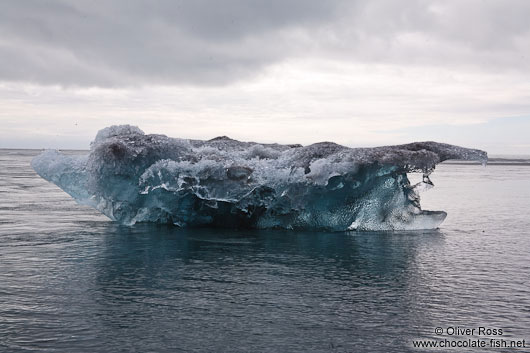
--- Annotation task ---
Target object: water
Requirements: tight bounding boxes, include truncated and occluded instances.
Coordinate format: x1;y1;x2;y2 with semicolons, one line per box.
1;149;529;352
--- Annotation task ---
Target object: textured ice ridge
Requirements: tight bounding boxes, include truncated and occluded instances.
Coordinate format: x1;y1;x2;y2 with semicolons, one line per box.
32;125;487;231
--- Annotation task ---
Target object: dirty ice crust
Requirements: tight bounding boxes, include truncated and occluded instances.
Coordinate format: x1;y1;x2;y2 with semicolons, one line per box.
31;125;487;231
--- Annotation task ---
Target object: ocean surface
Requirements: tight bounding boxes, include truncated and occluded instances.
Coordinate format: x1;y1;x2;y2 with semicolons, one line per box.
1;149;529;353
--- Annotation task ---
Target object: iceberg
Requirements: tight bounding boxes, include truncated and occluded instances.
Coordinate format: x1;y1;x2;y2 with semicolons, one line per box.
31;125;487;231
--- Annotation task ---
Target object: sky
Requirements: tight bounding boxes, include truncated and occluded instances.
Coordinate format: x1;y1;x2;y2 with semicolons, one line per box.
0;0;529;154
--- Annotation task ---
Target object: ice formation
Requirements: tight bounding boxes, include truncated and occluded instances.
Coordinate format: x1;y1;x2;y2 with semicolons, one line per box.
32;125;487;231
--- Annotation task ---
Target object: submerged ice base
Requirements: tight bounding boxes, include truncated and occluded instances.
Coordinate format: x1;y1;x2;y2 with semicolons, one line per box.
32;125;487;231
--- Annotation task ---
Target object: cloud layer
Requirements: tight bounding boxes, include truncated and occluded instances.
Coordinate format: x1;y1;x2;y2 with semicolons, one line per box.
0;0;344;85
1;1;529;154
1;0;530;86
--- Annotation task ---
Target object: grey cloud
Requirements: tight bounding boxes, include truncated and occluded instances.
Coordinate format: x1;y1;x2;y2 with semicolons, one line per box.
0;0;346;86
332;0;530;70
1;0;529;87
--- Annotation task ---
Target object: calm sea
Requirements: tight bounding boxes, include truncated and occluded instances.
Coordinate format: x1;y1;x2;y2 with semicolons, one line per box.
1;149;529;353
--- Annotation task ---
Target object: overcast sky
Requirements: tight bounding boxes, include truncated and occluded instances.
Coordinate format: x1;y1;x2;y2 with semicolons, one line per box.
1;0;529;154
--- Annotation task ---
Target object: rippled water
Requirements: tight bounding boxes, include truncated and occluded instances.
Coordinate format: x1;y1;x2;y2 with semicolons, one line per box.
1;149;529;352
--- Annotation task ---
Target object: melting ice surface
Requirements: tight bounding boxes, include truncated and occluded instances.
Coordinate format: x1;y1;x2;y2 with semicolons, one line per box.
31;125;487;231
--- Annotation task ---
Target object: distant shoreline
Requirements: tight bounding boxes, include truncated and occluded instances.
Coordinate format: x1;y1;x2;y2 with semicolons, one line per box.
443;158;530;166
